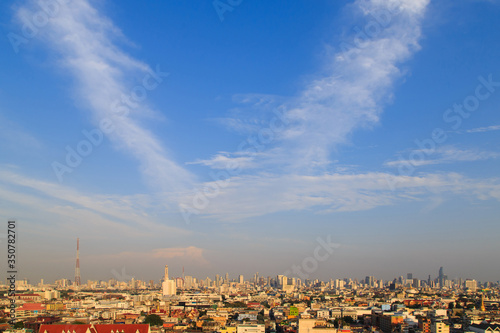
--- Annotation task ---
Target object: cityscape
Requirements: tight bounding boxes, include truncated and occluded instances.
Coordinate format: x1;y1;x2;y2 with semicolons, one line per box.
1;1;500;333
1;259;500;333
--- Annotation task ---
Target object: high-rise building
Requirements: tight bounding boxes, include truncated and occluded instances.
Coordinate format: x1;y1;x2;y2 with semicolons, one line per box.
465;279;477;292
365;276;374;287
162;265;176;296
438;267;444;287
74;238;81;287
239;275;244;284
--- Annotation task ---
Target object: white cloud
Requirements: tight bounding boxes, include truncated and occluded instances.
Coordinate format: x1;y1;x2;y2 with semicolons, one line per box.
0;167;189;237
280;0;429;169
212;0;430;174
385;146;500;167
177;0;438;222
179;171;500;221
187;152;256;170
465;125;500;133
16;0;194;192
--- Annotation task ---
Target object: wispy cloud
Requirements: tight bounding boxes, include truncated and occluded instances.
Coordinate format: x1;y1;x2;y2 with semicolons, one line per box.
465;125;500;133
187;151;257;170
179;172;500;221
181;0;433;219
385;146;500;167
0;167;189;237
283;0;429;169
16;0;194;192
214;0;430;172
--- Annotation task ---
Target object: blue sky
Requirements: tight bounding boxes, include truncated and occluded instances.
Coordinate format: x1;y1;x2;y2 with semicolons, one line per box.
1;0;500;284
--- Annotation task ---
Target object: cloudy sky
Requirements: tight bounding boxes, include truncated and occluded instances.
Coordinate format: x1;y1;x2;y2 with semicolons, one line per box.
1;0;500;284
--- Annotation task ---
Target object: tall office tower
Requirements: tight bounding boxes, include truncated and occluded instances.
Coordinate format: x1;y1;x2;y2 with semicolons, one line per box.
239;275;244;284
225;272;229;283
365;276;374;287
407;273;413;280
438;267;444;287
75;238;81;286
162;264;176;296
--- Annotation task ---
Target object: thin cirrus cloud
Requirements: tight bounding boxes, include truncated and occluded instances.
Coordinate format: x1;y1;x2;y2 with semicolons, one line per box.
182;0;436;220
195;0;430;171
0;167;189;237
187;152;257;170
384;146;500;167
207;0;430;174
178;172;500;221
15;0;194;193
281;0;430;169
213;0;431;171
465;125;500;133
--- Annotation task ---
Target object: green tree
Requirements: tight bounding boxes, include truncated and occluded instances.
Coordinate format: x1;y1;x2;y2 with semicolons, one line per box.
144;314;164;327
13;321;25;329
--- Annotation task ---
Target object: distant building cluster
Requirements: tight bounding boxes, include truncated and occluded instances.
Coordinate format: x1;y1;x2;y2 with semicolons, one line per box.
1;266;499;333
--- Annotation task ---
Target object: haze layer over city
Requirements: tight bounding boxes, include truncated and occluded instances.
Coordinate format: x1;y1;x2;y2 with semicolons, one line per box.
1;0;499;285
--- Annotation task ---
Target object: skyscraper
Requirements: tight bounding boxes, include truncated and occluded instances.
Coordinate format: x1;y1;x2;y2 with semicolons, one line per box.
438;267;444;287
162;265;176;296
74;238;81;287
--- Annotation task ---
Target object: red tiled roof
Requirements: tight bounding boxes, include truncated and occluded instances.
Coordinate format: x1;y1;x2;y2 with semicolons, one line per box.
18;303;46;311
40;324;149;333
39;324;92;333
94;324;149;333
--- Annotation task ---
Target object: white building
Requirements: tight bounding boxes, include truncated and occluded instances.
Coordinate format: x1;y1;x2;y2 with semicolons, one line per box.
237;324;265;333
431;322;450;333
162;265;177;296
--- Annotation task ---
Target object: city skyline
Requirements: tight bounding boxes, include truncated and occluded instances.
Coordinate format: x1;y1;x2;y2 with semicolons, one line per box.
1;0;500;283
8;248;496;287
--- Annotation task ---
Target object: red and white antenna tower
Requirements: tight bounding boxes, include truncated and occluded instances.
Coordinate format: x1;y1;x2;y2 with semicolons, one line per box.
75;238;81;286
